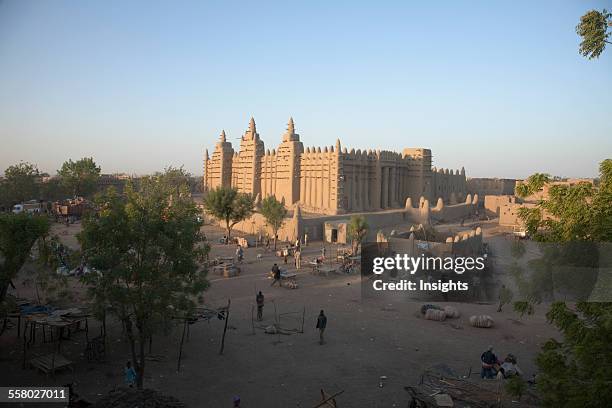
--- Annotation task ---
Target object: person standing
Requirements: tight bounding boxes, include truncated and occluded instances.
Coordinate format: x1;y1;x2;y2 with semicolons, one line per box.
124;361;137;388
283;246;289;264
316;310;327;345
270;263;282;287
304;232;308;247
235;245;244;263
294;249;301;270
256;291;264;321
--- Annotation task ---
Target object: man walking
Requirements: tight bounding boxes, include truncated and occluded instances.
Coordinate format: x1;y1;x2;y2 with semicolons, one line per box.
294;249;301;270
256;291;264;321
270;263;282;287
316;310;327;345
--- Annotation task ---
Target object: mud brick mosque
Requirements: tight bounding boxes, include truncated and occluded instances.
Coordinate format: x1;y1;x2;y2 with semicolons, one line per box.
204;118;468;217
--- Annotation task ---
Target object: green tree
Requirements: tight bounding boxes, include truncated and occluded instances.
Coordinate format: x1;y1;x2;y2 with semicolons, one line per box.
156;166;192;196
515;159;612;407
203;186;254;243
0;213;49;313
260;196;287;250
2;162;41;206
79;173;209;389
516;162;611;242
39;177;67;203
505;376;527;401
57;157;101;198
348;215;368;255
576;9;611;60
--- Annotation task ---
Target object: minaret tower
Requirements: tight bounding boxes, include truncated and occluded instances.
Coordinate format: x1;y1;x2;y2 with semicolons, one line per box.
204;130;234;189
276;117;304;205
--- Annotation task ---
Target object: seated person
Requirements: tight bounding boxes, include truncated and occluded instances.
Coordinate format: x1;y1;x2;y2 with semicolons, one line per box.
481;346;499;379
499;353;523;378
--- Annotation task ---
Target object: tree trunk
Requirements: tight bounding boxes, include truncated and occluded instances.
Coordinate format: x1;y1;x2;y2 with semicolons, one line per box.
225;222;232;244
124;318;139;387
137;332;146;390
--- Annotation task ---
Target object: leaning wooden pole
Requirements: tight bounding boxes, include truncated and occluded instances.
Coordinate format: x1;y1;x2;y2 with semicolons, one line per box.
219;299;231;355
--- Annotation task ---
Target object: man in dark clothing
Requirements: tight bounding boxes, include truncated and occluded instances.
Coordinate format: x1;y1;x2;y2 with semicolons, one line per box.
270;263;282;287
316;310;327;345
256;291;264;321
480;345;498;379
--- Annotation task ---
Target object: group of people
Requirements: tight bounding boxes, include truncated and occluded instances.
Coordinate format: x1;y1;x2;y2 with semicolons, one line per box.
480;345;523;379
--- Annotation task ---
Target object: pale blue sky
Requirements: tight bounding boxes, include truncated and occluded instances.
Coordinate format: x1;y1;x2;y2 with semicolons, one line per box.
0;1;610;178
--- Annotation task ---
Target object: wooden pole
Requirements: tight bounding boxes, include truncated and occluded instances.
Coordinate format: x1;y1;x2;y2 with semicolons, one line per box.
177;320;187;372
301;306;305;333
219;299;231;355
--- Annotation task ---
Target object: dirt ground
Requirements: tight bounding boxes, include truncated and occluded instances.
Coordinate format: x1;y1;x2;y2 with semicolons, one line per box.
0;222;560;407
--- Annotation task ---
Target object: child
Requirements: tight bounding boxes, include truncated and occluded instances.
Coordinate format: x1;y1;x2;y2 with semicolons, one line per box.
124;361;137;387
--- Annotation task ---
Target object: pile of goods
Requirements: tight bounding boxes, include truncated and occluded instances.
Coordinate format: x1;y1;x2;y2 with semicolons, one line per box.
469;314;494;328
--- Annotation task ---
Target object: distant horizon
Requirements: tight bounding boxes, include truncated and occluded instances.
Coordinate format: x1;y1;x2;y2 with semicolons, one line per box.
1;1;610;180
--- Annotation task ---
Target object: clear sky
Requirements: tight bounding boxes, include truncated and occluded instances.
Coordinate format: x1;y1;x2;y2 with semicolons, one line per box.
1;1;610;179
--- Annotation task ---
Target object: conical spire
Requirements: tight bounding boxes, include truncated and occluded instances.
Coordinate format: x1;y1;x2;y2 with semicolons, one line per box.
249;117;256;134
287;117;295;134
336;138;341;151
220;130;226;142
204;148;209;160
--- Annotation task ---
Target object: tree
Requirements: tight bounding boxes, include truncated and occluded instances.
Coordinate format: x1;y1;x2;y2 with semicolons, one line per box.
156;166;192;197
57;157;101;198
203;186;254;243
348;215;368;255
516;161;611;242
39;177;67;203
79;172;209;389
260;196;287;250
505;376;527;402
2;162;41;206
576;9;611;60
515;160;612;407
0;213;49;315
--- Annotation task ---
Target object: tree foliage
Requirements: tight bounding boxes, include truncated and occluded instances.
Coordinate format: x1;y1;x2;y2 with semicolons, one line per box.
58;157;101;198
1;162;41;206
537;302;612;407
260;196;287;249
203;186;254;242
516;161;611;242
576;9;612;60
79;173;209;389
348;215;368;254
0;213;49;311
515;160;612;407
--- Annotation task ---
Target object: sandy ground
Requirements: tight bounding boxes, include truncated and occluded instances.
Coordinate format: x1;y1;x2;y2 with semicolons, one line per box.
0;222;560;407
